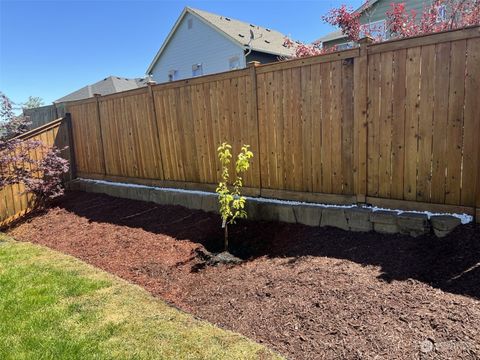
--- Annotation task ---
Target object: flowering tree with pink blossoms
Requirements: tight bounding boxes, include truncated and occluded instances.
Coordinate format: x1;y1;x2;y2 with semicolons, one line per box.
285;0;480;58
0;92;69;207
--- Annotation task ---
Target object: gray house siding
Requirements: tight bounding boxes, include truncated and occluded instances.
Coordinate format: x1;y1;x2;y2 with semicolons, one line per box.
149;12;245;83
359;0;431;24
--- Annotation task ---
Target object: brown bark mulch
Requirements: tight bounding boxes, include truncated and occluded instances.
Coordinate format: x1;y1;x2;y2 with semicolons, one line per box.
8;191;480;359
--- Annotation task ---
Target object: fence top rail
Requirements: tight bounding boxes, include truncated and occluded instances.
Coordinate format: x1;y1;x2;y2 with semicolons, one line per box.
62;96;98;107
14;117;65;141
23;104;56;113
368;25;480;54
98;86;149;102
255;48;360;74
151;67;251;91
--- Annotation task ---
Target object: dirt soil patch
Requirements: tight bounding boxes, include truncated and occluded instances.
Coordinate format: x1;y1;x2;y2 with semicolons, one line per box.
9;192;480;359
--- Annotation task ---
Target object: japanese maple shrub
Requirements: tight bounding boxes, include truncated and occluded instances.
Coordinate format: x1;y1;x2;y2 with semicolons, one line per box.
216;142;253;252
0;92;69;209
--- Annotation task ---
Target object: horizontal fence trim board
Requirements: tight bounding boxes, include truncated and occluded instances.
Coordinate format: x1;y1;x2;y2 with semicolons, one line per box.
151;68;251;91
256;48;360;74
61;97;98;107
75;173;261;197
0;209;30;229
368;26;480;54
366;196;475;216
97;87;149;102
14;117;64;140
260;189;357;205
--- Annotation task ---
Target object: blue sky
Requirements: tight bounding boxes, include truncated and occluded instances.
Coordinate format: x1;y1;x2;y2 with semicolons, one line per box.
0;0;362;106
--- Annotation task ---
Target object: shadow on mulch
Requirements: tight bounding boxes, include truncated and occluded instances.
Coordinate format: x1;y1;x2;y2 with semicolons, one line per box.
53;191;480;300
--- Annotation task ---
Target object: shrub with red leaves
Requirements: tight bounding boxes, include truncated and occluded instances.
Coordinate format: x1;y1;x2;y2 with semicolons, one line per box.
1;92;69;207
324;0;480;44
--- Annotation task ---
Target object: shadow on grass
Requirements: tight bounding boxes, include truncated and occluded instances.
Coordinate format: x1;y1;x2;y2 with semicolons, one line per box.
54;191;480;300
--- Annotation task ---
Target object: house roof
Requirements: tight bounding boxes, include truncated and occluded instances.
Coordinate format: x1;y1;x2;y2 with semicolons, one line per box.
313;0;380;45
313;29;347;45
146;7;295;74
54;76;147;103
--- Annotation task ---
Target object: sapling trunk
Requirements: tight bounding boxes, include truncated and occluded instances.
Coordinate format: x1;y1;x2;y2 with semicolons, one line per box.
224;223;228;252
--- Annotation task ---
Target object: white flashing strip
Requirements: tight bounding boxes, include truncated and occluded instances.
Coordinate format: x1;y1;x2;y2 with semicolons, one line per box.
77;178;473;224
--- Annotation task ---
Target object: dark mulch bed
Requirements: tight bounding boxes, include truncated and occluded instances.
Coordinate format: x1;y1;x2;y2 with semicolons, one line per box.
8;191;480;359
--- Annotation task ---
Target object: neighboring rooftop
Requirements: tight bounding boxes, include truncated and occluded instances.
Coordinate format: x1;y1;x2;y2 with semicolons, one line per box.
313;29;346;45
54;76;147;103
147;7;296;74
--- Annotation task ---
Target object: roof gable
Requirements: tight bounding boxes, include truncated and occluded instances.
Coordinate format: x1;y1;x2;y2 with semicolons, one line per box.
54;76;145;103
146;7;294;74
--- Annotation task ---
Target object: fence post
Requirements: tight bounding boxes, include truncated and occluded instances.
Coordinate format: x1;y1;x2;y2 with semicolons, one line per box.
353;36;373;204
146;80;166;180
248;61;262;194
64;112;77;180
93;93;107;175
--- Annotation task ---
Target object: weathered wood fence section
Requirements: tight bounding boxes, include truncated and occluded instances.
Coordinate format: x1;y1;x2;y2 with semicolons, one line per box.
0;117;72;227
65;26;480;221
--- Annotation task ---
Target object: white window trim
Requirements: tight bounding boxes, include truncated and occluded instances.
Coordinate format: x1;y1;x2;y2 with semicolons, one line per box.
192;63;203;77
168;69;178;82
436;4;447;23
229;56;241;70
360;19;387;40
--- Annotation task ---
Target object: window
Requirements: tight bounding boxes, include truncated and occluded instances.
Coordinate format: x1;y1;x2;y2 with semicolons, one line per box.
168;70;178;82
436;5;447;23
336;42;355;50
360;19;387;40
192;63;203;77
229;56;241;70
187;18;193;29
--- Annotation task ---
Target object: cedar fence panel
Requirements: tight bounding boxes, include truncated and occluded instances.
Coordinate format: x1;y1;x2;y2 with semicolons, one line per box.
64;26;480;220
151;68;260;190
366;31;480;212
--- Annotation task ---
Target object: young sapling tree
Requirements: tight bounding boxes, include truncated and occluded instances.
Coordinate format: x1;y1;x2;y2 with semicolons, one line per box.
216;142;253;252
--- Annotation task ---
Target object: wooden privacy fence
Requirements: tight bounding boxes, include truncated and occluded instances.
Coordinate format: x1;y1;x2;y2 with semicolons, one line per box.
0;117;73;227
65;26;480;221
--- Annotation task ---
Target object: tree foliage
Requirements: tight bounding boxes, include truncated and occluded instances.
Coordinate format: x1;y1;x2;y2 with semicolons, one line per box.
216;142;253;251
22;96;45;110
285;0;480;58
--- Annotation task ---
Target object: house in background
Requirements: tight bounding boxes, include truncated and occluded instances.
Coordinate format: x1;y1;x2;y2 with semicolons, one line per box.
316;0;447;49
23;76;147;130
146;7;295;83
54;76;147;103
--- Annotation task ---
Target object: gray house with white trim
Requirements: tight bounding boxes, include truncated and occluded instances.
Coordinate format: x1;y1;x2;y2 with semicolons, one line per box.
146;7;295;83
316;0;447;49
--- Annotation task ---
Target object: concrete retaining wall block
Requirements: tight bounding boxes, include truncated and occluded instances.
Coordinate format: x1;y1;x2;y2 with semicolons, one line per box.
430;215;461;238
345;208;373;232
293;205;323;227
320;208;349;231
397;212;430;237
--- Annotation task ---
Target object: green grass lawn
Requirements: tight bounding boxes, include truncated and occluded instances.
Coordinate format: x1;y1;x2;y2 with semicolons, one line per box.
0;233;281;360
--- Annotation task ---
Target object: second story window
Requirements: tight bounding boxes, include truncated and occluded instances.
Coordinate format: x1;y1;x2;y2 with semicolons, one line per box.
192;63;203;77
168;70;178;82
436;4;447;23
360;19;387;40
229;56;241;70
